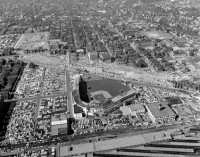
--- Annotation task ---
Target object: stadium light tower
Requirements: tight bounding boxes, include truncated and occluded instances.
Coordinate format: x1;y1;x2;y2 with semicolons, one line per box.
65;50;75;135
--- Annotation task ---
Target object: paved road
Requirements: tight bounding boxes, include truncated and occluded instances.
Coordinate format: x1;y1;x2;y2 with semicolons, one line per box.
1;121;198;156
4;93;67;102
14;34;24;49
0;56;16;60
4;68;192;102
88;70;192;94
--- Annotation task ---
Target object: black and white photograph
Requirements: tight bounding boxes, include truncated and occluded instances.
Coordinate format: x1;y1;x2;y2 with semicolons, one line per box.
0;0;200;156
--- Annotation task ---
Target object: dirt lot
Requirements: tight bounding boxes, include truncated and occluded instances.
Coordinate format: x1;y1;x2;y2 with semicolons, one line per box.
22;53;62;66
15;32;49;50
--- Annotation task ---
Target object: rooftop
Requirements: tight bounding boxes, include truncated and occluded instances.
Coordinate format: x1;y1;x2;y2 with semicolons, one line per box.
173;105;192;116
166;97;182;106
111;89;136;103
51;114;67;126
146;101;175;119
129;103;145;112
120;106;132;116
51;123;67;136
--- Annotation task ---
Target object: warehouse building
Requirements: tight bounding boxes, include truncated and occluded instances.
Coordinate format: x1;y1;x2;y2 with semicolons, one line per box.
146;101;176;123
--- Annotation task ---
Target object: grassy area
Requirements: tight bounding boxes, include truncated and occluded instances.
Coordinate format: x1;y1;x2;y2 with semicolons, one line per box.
87;79;131;97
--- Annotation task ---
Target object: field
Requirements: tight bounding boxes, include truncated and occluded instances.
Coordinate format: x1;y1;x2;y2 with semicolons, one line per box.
87;79;131;101
90;90;112;101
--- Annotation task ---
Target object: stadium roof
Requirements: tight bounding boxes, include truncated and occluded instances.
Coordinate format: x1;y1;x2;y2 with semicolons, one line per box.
111;90;135;103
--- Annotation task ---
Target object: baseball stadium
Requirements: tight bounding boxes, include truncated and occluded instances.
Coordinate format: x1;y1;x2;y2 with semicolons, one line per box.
79;76;131;103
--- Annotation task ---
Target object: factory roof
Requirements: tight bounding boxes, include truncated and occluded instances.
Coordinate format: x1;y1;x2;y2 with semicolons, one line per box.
51;114;67;126
129;103;145;112
120;106;132;116
173;105;192;116
51;123;67;136
146;101;175;119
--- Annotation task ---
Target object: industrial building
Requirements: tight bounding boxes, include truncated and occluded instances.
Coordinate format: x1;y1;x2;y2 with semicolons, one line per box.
146;101;176;123
51;114;68;136
120;103;145;116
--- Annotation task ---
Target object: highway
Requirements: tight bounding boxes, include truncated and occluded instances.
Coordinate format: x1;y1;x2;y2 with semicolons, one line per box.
4;68;192;102
1;121;198;157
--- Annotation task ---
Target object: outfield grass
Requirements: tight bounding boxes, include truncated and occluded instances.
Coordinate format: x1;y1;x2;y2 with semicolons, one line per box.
87;79;131;98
